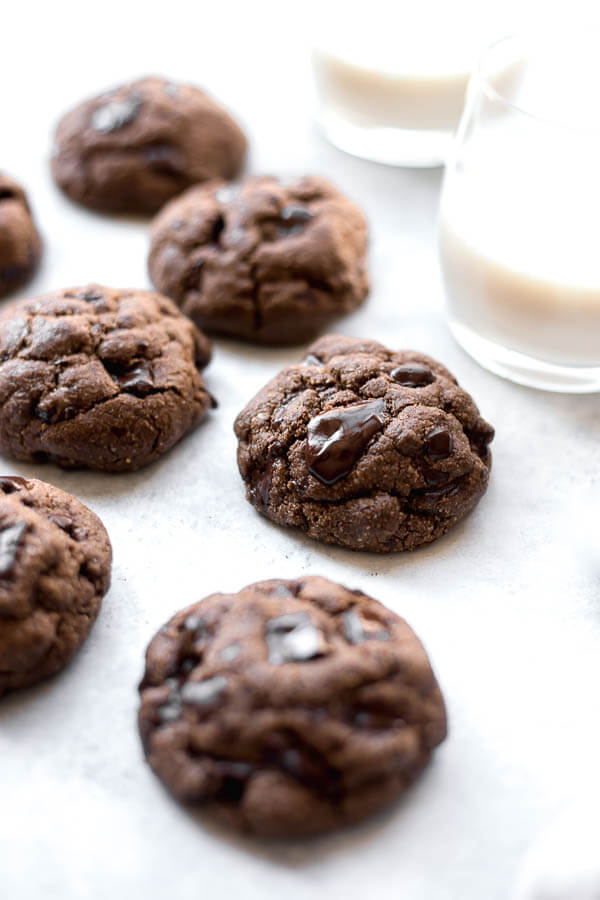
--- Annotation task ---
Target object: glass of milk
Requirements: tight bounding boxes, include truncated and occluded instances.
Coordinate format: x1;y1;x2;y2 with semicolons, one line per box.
439;29;600;392
311;2;510;167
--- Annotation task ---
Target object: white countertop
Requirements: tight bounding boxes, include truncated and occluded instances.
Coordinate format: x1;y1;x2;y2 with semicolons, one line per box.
1;4;599;899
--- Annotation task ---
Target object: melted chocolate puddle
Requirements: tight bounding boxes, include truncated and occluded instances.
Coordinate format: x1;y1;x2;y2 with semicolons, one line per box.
305;398;386;485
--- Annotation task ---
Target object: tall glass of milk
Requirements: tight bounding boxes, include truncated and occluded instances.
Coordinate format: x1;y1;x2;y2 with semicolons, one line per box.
439;29;600;391
311;2;510;166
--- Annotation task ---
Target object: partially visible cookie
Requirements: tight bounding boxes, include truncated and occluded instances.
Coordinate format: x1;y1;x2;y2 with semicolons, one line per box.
234;335;494;552
0;174;41;298
148;175;369;344
138;575;447;837
0;284;214;472
0;475;111;697
51;76;247;214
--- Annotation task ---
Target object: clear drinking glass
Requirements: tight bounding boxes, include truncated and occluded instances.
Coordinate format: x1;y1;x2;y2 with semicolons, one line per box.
439;30;600;392
311;3;506;167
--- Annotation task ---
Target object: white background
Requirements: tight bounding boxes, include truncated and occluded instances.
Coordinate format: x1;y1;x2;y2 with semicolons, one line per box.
1;3;599;898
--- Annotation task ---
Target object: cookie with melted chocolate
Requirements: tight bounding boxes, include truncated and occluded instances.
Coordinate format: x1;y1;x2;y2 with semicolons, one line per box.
0;476;111;697
234;335;494;552
148;175;369;344
0;284;214;471
138;575;447;837
51;77;247;214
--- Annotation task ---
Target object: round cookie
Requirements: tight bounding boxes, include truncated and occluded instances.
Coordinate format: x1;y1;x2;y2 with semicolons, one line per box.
0;475;111;697
0;174;42;298
148;175;369;344
51;76;247;214
0;284;214;472
234;335;494;552
138;575;447;837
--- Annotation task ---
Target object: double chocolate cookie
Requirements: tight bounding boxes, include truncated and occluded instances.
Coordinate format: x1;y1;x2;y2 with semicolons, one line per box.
235;336;494;552
0;174;41;297
148;175;369;344
51;77;247;214
138;576;447;837
0;285;214;471
0;476;111;697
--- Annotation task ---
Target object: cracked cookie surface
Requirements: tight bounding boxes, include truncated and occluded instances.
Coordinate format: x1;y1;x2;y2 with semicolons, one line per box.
0;284;214;472
148;175;369;344
138;575;446;837
0;174;42;298
0;475;111;696
51;76;247;214
234;335;494;552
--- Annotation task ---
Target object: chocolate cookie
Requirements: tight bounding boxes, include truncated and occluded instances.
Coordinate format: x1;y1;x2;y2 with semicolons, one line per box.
51;77;247;214
0;284;213;472
0;174;41;297
148;175;369;344
235;335;494;552
138;576;446;837
0;475;111;697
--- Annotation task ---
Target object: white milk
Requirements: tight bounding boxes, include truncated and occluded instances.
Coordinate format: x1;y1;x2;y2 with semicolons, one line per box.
312;3;511;138
440;120;600;366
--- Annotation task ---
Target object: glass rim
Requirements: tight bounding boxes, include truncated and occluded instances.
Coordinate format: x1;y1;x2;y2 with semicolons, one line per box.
474;28;600;135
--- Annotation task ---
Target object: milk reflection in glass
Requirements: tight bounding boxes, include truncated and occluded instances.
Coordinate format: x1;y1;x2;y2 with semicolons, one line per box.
439;33;600;389
311;1;510;166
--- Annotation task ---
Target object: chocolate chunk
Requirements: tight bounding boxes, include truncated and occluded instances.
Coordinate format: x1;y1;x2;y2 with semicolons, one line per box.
91;94;143;133
48;514;73;531
391;363;434;387
0;477;28;494
280;205;311;223
421;462;449;487
342;609;365;644
305;398;386;485
252;459;274;514
0;521;27;574
215;185;240;204
425;427;453;460
179;657;199;674
183;614;205;634
115;364;154;396
276;206;312;239
79;290;105;303
158;698;182;723
144;144;183;177
220;643;241;662
266;612;322;664
218;761;253;803
181;675;227;705
303;353;323;367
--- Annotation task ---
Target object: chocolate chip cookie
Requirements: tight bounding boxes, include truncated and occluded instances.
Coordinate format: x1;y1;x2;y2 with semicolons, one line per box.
148;175;369;344
0;174;41;297
51;77;247;214
138;576;446;837
0;285;214;472
0;475;111;697
235;335;494;552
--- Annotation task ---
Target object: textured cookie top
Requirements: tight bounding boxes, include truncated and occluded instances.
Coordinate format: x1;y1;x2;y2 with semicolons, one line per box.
0;284;213;471
235;335;494;552
51;76;247;214
0;174;42;296
149;175;369;344
139;576;446;837
0;475;111;696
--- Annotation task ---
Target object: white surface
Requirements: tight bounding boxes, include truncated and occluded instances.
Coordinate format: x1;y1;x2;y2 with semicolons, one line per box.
513;798;600;898
1;4;600;900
